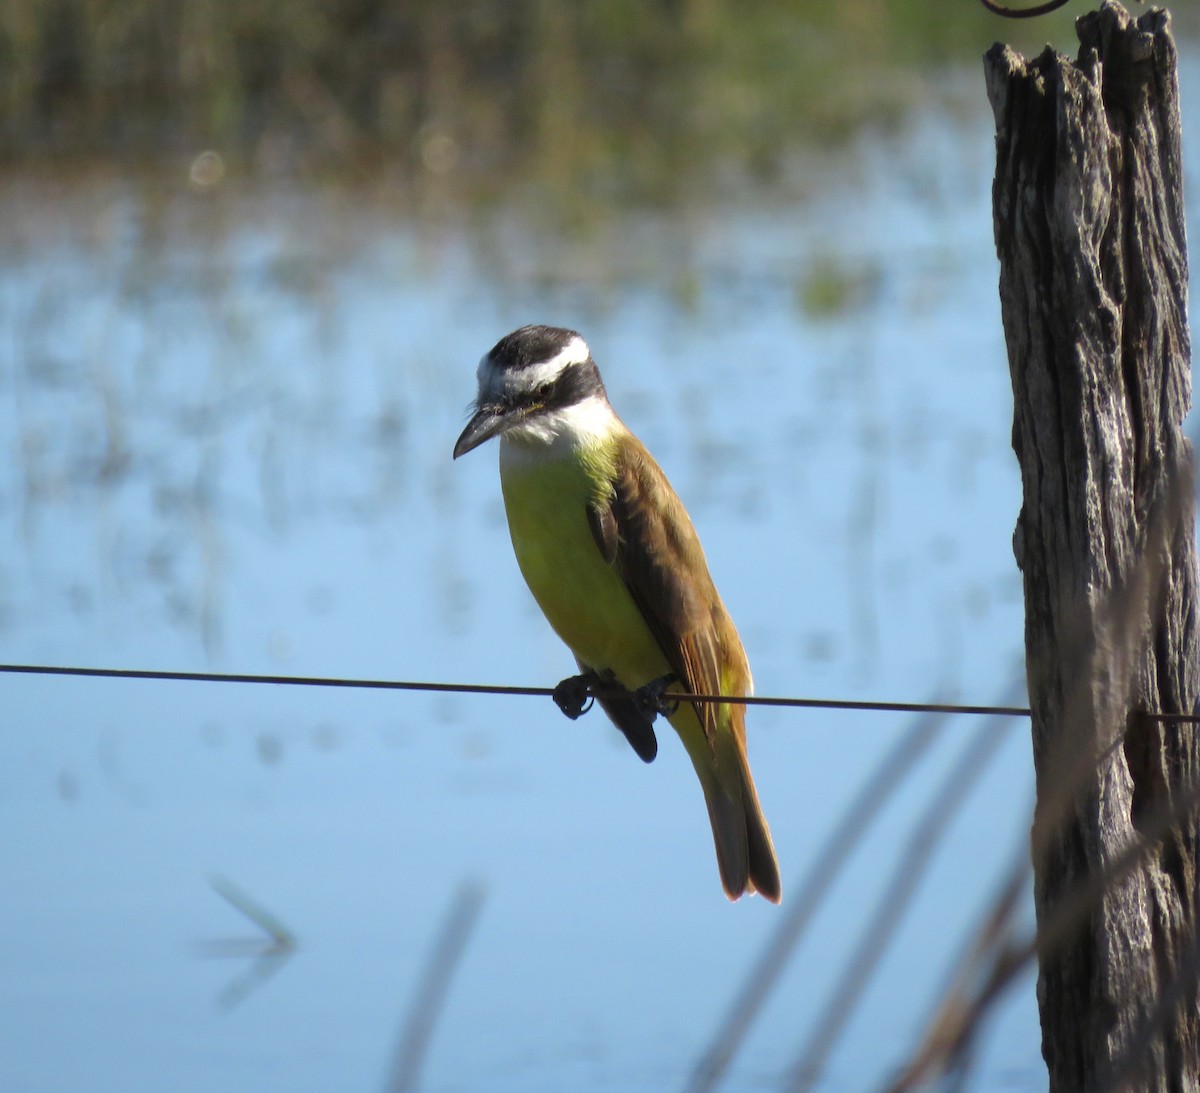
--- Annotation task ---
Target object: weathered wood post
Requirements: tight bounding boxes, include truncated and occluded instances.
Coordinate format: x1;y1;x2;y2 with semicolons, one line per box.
985;3;1199;1089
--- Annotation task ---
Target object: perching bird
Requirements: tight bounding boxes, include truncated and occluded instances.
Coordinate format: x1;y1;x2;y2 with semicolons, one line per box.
453;325;780;903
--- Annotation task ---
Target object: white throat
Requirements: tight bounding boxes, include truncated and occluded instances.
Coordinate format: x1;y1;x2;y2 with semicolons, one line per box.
499;395;620;467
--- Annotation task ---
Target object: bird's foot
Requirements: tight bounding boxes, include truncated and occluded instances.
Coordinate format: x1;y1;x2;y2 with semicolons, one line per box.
635;673;681;720
552;673;597;720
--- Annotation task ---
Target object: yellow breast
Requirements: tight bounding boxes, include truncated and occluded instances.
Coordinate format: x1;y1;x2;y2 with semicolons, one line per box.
499;449;670;686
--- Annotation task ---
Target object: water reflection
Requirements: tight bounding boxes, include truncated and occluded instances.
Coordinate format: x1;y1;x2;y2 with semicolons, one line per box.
199;875;297;1013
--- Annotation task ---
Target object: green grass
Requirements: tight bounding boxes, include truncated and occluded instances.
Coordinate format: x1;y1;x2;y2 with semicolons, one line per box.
1;0;1114;235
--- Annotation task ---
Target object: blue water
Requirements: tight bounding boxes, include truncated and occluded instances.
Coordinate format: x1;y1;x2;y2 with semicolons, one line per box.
1;50;1197;1092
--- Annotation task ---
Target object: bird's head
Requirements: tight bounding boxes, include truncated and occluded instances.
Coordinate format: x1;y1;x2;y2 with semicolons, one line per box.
453;325;613;458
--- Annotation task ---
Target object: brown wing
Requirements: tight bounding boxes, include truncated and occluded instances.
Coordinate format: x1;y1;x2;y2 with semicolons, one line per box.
589;433;750;750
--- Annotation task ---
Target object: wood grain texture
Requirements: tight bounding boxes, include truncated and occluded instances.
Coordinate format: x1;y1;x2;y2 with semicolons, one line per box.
985;3;1198;1089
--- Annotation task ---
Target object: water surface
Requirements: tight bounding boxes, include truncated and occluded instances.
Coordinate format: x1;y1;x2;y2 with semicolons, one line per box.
2;41;1198;1093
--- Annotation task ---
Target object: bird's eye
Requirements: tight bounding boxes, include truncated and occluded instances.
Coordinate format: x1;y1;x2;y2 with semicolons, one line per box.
525;382;554;409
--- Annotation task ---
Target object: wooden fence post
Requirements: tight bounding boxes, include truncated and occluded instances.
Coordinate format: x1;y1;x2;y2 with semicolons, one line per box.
985;3;1199;1089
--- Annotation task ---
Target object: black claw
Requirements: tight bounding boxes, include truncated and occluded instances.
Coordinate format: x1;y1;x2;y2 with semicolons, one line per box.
635;672;681;719
552;670;671;762
552;673;596;720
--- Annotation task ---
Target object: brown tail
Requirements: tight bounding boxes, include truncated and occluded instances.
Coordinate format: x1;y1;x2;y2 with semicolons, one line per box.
689;709;781;903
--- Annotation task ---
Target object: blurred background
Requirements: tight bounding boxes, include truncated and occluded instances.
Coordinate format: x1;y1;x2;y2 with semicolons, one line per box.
1;2;1197;1090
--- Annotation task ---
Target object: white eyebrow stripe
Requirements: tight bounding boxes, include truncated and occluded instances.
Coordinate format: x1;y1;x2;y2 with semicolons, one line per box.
531;335;590;377
477;335;591;400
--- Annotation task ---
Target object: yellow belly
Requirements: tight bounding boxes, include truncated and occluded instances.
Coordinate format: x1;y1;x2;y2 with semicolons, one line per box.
500;454;670;687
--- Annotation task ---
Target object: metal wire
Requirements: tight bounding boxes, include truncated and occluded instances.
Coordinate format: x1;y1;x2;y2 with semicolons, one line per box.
978;0;1071;18
2;661;1194;723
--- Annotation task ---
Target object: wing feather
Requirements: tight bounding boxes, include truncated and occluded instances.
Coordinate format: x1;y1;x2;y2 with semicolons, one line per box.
582;432;779;901
594;436;749;748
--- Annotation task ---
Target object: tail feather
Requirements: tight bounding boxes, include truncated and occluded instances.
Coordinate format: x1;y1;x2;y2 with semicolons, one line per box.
740;756;781;903
684;706;780;903
703;775;751;900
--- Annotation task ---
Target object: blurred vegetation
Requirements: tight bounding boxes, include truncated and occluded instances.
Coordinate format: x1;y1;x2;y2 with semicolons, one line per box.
1;0;1080;206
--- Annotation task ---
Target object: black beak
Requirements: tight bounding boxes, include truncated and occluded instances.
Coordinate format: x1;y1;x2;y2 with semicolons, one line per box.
453;406;509;459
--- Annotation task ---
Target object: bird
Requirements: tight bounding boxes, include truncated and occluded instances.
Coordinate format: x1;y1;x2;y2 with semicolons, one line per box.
453;324;780;903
